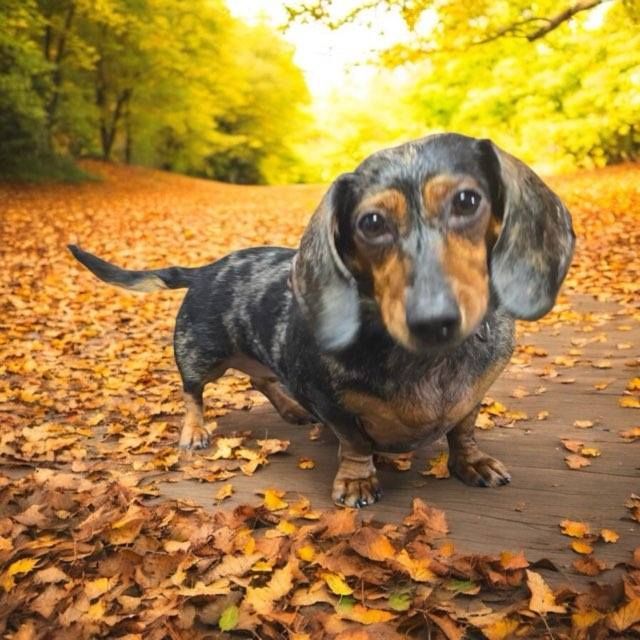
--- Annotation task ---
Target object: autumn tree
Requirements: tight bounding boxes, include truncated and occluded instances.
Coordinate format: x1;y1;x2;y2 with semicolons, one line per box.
288;0;640;174
0;0;311;182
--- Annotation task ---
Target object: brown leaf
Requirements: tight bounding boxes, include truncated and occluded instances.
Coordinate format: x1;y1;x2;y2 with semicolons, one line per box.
403;498;449;534
349;526;396;561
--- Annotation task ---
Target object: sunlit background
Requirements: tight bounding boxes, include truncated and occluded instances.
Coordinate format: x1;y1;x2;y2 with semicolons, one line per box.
1;0;638;183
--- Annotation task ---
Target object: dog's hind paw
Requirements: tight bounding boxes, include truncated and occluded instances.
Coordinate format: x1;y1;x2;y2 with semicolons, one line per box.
178;423;213;450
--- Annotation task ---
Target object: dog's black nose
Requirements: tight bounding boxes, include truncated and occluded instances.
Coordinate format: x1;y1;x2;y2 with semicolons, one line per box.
406;293;461;343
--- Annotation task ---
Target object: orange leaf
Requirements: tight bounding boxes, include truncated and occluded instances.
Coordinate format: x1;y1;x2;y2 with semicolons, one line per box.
571;540;594;554
349;526;396;562
421;451;450;479
560;519;590;538
608;598;640;632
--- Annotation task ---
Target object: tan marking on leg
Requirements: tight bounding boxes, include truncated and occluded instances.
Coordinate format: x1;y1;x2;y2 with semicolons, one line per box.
447;407;511;487
179;393;212;449
251;377;314;425
332;440;380;508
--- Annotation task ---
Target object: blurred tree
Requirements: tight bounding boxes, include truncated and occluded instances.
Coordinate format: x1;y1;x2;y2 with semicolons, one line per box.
0;0;311;182
288;0;639;171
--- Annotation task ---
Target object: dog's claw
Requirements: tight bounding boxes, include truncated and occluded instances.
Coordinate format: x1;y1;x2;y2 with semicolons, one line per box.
332;475;381;508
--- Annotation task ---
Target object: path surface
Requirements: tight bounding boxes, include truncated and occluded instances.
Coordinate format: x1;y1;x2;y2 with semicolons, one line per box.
1;160;639;588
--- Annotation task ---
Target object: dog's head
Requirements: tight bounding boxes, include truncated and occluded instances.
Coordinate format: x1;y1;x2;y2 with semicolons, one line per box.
293;133;575;352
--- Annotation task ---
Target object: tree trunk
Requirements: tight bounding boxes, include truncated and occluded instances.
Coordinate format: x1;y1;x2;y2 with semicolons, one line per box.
44;1;76;144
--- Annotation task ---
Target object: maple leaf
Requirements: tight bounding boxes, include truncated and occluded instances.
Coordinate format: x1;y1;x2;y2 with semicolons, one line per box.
600;528;619;543
349;526;396;561
526;570;567;614
215;483;234;502
403;498;449;534
560;519;590;538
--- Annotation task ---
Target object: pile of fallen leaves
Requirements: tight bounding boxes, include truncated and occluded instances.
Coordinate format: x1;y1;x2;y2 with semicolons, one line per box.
2;469;639;639
1;161;640;638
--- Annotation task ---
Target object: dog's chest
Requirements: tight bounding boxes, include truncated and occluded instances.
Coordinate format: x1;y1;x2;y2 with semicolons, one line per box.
340;358;505;451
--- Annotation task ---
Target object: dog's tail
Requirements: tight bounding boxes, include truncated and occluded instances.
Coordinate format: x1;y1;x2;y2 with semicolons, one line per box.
68;245;196;292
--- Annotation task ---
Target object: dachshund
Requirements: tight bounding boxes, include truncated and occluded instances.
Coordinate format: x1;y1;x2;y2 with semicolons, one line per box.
69;133;575;507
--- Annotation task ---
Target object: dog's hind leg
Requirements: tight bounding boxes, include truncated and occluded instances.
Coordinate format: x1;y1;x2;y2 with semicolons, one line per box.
250;377;315;425
180;383;209;449
174;324;229;449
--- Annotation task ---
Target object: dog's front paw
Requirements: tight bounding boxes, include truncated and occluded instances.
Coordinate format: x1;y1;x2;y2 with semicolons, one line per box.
178;423;213;450
449;451;511;487
332;475;382;508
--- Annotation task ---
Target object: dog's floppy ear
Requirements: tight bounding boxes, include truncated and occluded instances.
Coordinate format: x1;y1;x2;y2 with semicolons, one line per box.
478;139;575;320
292;173;361;351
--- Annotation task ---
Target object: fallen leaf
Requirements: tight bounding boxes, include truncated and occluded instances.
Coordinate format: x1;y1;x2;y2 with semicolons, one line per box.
560;520;590;538
298;457;315;470
574;419;594;428
620;426;640;441
565;454;591;469
421;451;450;479
571;540;594;554
526;570;566;614
215;483;234;502
608;598;640;632
620;396;640;408
322;572;353;596
349;527;396;561
600;528;619;543
482;617;520;640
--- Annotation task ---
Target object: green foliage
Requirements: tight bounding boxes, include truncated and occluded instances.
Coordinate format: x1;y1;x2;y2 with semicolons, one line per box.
218;604;238;631
293;0;640;176
0;0;311;183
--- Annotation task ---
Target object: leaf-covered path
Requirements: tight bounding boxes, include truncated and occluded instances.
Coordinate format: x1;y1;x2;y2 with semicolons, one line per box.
1;161;639;638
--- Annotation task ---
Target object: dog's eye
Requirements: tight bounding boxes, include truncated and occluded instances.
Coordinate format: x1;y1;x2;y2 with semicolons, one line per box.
357;211;391;241
452;190;481;215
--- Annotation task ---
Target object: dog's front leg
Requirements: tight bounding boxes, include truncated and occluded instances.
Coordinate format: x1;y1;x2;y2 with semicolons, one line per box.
332;439;381;508
447;406;511;487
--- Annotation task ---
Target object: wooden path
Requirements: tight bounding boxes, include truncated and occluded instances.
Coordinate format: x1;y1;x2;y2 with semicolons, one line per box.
158;295;639;584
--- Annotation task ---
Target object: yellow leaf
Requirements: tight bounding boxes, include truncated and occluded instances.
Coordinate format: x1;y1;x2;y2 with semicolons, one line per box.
262;488;288;511
620;426;640;440
251;561;273;572
627;377;640;391
572;609;604;630
620;396;640;408
475;412;494;429
560;519;590;538
84;577;112;600
571;540;594;554
537;410;550;421
600;528;619;543
580;447;601;457
526;570;566;614
215;483;233;502
297;545;316;562
336;602;396;624
483;617;520;640
322;572;353;596
608;598;640;632
574;419;594;428
393;549;436;582
87;600;105;621
277;520;297;535
1;557;38;590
